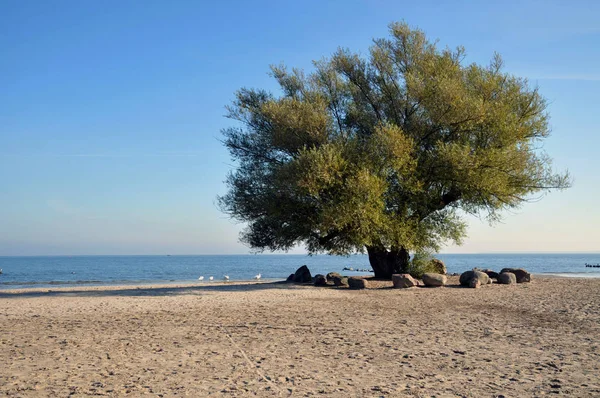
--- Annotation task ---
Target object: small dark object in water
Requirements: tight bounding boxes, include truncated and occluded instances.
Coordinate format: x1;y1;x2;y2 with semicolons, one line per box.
584;263;600;268
342;267;373;272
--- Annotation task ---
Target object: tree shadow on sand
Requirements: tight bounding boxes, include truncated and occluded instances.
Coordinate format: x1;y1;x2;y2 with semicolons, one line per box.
0;281;299;299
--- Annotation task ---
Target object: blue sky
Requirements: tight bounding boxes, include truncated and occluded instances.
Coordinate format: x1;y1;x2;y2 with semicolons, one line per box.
1;0;599;255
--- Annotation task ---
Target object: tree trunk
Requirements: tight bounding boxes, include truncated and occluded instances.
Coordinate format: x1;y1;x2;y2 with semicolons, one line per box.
366;246;410;279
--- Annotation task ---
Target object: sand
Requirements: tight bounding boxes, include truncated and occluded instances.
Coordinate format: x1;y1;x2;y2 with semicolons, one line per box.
1;276;599;397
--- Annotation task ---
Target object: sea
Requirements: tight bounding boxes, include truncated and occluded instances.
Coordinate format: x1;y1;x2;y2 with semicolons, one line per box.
0;253;599;290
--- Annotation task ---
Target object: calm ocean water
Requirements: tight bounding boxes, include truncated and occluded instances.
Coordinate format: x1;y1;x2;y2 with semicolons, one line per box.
0;253;599;290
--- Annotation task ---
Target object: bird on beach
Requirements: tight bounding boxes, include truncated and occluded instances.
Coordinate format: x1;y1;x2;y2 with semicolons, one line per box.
209;276;214;281
198;276;204;281
254;273;261;280
223;275;230;281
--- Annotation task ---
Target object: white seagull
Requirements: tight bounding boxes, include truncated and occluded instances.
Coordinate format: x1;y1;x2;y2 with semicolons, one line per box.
198;276;204;281
254;273;261;280
209;276;214;281
223;275;230;281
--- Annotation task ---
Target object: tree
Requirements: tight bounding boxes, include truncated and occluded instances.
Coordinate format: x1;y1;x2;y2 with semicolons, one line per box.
219;22;571;279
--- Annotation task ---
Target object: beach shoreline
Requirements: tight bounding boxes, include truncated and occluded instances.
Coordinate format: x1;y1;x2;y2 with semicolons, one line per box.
1;276;599;396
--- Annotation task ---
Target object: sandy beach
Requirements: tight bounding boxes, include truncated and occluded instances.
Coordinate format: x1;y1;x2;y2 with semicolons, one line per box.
1;276;599;397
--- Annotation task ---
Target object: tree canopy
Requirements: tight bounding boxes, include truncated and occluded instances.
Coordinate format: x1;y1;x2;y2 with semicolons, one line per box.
219;22;571;278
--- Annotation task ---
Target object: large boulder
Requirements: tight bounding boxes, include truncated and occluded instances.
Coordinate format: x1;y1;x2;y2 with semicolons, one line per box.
422;273;447;287
293;265;312;283
286;273;295;283
326;272;342;282
500;268;531;283
460;270;490;287
392;274;418;288
459;270;474;286
348;277;368;289
430;259;447;275
497;272;517;285
332;276;349;287
313;274;327;286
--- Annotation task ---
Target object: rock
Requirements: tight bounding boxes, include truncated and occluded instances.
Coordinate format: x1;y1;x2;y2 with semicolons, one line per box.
500;268;531;283
392;274;418;288
469;278;481;289
421;273;447;287
293;265;312;283
326;272;342;281
474;270;490;285
286;273;295;283
430;259;447;275
459;270;475;285
348;277;368;289
313;274;327;286
332;276;349;287
459;270;490;287
497;272;517;285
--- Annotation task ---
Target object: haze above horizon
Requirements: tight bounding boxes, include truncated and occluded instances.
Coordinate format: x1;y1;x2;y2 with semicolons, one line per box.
1;1;599;256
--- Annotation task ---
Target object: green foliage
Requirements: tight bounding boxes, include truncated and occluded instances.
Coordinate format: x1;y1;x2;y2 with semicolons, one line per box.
219;22;571;259
405;251;437;279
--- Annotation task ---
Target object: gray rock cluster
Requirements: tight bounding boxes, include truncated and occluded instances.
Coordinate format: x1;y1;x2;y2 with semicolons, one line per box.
460;267;531;288
287;265;372;289
287;266;354;287
286;265;531;291
391;272;447;288
500;268;531;283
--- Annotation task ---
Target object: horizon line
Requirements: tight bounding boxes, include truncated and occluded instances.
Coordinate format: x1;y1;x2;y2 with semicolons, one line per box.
1;251;600;257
